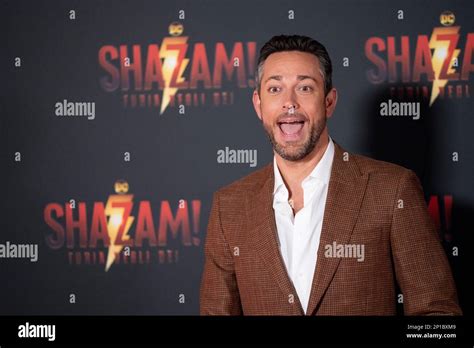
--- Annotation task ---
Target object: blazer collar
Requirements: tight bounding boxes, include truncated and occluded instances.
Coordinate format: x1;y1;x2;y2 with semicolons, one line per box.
246;140;369;315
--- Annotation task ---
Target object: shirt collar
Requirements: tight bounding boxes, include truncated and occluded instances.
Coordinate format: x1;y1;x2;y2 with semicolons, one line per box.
273;136;335;196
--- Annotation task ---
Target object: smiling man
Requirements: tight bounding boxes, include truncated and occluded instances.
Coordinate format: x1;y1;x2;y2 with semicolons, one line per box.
200;35;462;315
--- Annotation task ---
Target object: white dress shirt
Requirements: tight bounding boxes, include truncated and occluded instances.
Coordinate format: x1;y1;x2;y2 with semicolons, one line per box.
272;137;335;314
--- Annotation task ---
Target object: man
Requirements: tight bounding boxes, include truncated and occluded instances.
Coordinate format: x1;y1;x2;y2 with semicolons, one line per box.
200;35;461;315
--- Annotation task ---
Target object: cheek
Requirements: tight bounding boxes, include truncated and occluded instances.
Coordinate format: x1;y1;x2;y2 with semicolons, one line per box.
302;98;326;119
260;101;280;123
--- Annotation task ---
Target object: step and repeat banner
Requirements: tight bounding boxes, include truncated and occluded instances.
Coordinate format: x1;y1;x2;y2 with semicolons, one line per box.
2;0;473;315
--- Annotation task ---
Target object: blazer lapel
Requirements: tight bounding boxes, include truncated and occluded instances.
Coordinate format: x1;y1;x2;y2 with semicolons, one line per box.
306;141;369;315
246;164;304;314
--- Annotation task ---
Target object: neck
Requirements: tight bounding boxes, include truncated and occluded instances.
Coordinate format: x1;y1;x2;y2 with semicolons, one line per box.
275;131;330;192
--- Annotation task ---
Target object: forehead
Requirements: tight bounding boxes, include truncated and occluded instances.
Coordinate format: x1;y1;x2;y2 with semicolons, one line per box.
262;51;321;79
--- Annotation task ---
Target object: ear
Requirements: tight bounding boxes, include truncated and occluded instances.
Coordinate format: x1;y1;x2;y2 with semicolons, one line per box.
252;89;263;121
325;88;338;118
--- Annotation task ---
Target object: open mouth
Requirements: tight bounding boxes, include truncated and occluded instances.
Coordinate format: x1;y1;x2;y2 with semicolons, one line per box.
278;119;305;136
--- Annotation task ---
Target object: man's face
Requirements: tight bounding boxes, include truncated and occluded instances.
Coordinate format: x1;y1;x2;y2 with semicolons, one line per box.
252;51;337;161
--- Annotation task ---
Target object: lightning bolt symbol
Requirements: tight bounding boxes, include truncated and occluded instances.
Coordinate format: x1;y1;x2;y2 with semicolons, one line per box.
104;194;134;271
429;26;461;106
160;37;189;114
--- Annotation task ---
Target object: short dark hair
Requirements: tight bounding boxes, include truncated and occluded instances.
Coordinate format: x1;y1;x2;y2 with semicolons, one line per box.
255;34;333;96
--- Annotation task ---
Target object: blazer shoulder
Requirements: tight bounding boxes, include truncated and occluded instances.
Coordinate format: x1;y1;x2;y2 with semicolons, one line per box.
350;151;413;178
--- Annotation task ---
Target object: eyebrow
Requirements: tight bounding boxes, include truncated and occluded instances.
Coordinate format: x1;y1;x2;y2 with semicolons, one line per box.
264;75;317;84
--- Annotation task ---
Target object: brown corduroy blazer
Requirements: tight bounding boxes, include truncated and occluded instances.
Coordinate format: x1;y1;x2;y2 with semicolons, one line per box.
200;141;462;315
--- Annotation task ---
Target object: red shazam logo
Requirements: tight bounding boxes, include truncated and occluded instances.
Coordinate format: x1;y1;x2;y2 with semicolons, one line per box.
365;13;474;106
427;195;453;242
44;180;201;271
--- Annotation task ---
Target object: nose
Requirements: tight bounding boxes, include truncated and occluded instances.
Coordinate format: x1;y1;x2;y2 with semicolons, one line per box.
283;101;299;114
282;91;299;114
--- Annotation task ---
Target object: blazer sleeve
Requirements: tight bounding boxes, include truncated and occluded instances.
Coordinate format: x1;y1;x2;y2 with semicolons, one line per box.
390;169;462;315
200;191;242;315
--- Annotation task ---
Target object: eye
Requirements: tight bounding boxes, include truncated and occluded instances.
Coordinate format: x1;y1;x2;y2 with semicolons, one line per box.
298;85;313;93
268;86;281;93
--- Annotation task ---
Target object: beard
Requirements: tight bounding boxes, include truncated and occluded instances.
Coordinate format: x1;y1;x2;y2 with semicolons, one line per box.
263;113;326;162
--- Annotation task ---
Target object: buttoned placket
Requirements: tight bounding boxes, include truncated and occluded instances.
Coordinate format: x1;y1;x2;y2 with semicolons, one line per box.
291;178;323;303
